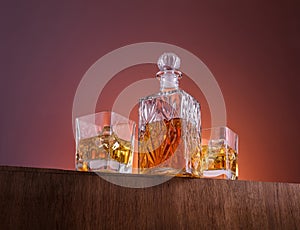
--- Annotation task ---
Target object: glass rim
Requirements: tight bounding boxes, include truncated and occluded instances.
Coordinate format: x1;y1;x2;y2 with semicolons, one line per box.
75;110;136;124
202;126;238;136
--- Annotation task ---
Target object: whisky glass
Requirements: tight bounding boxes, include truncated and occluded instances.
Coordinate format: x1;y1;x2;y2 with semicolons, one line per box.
75;111;136;173
201;127;238;180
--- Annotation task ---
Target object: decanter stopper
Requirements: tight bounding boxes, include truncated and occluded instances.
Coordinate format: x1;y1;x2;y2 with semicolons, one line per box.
157;52;181;71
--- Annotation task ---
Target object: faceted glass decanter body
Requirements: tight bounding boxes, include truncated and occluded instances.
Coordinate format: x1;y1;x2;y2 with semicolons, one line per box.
138;53;201;177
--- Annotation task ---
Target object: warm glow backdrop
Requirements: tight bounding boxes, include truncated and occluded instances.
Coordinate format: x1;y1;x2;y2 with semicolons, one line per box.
0;1;299;183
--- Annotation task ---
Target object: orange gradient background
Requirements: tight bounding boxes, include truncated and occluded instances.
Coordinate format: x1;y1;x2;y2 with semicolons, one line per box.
0;0;299;183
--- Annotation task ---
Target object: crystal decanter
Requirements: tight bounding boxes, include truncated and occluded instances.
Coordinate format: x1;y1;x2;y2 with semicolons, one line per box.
138;52;202;177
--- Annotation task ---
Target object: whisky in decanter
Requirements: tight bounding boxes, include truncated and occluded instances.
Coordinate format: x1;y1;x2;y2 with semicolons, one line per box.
138;52;202;177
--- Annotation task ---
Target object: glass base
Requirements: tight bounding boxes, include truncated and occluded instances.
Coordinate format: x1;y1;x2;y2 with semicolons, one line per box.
76;159;132;173
203;170;237;180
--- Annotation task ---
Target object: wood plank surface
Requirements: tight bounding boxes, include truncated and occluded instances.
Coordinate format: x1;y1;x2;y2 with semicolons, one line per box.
0;166;299;229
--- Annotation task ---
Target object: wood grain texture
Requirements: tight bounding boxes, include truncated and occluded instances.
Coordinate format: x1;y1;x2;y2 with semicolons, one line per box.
0;166;299;230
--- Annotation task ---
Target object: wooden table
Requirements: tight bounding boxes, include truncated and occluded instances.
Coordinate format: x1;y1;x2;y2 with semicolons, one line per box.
0;166;299;229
